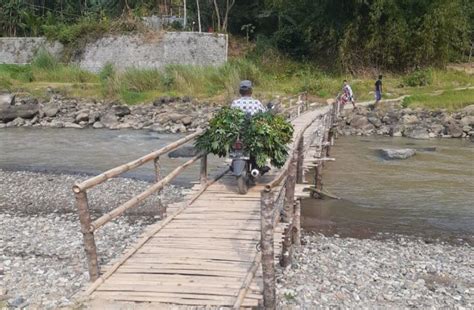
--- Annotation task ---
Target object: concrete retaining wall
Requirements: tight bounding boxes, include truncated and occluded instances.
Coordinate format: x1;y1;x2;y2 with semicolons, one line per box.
0;37;63;64
0;32;227;71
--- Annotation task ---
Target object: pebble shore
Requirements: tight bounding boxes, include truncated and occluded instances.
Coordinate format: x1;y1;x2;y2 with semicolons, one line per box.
277;233;474;309
0;169;184;309
1;170;473;308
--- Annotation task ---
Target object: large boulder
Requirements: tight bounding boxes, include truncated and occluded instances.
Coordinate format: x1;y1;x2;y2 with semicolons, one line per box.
460;116;474;127
42;105;59;117
351;115;370;129
404;127;430;139
0;94;15;108
463;105;474;116
0;103;39;122
379;148;416;160
445;123;463;138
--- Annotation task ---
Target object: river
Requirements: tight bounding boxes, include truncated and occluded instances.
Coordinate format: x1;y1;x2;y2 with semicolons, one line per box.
1;128;473;242
302;135;474;243
0;128;223;185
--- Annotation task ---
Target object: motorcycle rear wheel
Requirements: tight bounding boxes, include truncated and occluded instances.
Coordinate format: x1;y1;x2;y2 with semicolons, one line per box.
237;171;249;195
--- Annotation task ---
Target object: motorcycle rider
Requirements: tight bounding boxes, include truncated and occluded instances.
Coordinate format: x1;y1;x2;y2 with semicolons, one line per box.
230;80;270;175
231;80;267;115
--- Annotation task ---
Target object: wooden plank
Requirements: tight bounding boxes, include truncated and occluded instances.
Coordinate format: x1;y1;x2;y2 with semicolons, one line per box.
90;295;259;307
93;291;262;301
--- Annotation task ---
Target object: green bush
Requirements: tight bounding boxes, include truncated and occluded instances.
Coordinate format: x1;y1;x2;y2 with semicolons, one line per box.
403;69;433;87
31;49;59;70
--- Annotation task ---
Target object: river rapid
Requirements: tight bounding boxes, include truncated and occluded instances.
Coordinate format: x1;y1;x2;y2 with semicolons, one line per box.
302;135;474;243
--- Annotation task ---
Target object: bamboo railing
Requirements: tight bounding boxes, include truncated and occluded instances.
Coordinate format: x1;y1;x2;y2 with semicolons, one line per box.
259;102;336;310
73;93;310;283
73;130;208;281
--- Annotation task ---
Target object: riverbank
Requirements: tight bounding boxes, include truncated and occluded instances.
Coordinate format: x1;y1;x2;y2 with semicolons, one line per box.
338;102;474;140
0;169;184;308
0;94;216;133
277;233;474;308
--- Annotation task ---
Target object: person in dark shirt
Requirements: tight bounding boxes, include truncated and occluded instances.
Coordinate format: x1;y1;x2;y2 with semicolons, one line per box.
375;75;383;106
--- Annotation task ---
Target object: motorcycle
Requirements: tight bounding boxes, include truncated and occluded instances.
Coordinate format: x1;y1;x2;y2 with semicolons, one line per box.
230;103;274;194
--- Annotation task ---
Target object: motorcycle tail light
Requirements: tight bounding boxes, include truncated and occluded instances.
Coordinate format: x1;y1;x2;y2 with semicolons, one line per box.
233;140;243;150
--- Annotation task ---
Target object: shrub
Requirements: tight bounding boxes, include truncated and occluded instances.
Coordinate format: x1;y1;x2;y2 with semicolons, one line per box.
403;69;433;87
31;49;59;70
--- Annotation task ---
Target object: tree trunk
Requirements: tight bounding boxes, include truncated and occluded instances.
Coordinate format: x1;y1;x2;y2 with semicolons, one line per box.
196;0;202;32
213;0;221;32
222;0;235;33
183;0;187;29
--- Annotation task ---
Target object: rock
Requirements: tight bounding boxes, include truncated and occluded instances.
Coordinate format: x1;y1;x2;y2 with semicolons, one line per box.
168;146;199;158
181;116;193;126
170;124;186;133
0;93;15;108
153;96;172;106
460;116;474;127
446;123;463;138
43;105;59;117
168;113;186;123
404;127;430;139
0;103;39;122
462;126;472;133
429;124;444;136
88;111;101;124
416;147;436;152
101;112;119;128
111;105;131;117
351;115;369;129
8;296;26;307
75;112;89;123
379;148;416;160
64;122;82;129
368;116;382;128
463;104;474;116
92;121;104;129
9;117;26;127
401;114;419;125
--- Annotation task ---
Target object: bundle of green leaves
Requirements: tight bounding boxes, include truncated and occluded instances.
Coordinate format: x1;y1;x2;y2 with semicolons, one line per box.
195;107;294;168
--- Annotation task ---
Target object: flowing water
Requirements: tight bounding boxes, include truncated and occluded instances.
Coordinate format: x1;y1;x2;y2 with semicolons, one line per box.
1;128;473;241
302;136;474;243
0;128;223;185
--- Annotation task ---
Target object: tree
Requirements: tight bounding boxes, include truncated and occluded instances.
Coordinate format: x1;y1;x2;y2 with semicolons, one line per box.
212;0;235;32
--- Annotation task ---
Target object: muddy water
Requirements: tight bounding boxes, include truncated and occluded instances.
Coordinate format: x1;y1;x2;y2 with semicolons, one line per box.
0;128;224;185
302;136;474;242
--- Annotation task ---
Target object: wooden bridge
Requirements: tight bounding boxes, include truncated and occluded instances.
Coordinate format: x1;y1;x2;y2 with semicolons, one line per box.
73;96;338;309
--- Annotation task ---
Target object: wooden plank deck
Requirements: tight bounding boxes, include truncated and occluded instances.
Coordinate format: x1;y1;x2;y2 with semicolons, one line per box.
83;106;331;309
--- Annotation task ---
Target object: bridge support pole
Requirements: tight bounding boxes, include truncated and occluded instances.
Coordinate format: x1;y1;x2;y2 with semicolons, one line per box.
75;190;99;282
153;157;161;182
293;200;302;246
200;154;208;185
261;190;276;310
296;137;304;184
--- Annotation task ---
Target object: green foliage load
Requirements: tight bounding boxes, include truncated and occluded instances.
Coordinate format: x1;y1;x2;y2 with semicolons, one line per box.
195;107;294;168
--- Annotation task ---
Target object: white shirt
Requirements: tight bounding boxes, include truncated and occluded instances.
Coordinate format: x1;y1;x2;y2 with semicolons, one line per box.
231;96;266;115
343;84;354;100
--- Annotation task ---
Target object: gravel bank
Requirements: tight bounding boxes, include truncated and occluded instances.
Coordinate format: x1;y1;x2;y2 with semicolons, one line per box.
0;169;185;309
277;233;474;309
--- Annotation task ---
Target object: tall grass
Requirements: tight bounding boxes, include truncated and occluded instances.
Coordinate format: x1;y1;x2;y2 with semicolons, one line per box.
403;88;474;110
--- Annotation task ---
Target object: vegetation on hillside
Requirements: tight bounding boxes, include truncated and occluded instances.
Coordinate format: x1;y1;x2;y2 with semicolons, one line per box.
1;0;473;71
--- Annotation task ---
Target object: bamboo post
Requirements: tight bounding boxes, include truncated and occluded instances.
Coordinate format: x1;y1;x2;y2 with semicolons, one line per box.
314;164;323;191
200;154;208;185
153;156;161;182
296;136;305;184
282;154;297;223
261;190;276;310
293;200;301;246
74;190;99;281
280;224;293;267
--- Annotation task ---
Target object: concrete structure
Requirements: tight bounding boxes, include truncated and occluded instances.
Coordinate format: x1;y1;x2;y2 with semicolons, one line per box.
0;32;228;72
0;37;63;64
